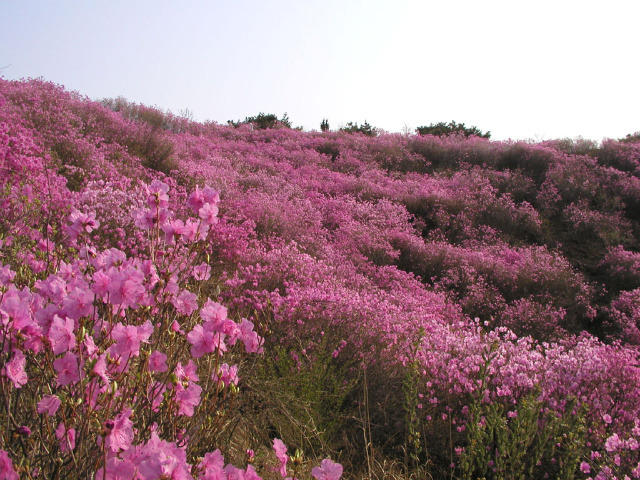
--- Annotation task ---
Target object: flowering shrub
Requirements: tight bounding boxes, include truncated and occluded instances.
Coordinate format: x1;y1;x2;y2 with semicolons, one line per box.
2;77;640;478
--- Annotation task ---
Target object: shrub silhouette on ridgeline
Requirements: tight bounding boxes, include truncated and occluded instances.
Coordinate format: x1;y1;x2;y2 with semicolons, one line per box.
339;120;379;137
228;112;292;130
416;120;490;139
621;131;640;143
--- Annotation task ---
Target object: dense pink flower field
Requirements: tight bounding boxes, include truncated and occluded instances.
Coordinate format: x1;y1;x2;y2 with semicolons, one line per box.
1;78;640;479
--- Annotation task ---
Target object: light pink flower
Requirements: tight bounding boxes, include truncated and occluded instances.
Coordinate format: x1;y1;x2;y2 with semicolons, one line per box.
148;350;168;373
95;457;136;480
199;203;219;225
56;423;76;452
37;395;61;416
187;325;219;358
273;438;288;478
53;351;80;386
49;314;76;354
312;459;343;480
175;382;202;417
0;450;19;480
192;263;211;281
4;349;28;388
172;290;198;316
105;408;134;452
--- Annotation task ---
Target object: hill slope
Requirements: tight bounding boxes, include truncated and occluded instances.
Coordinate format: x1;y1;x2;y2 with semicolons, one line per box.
1;78;640;479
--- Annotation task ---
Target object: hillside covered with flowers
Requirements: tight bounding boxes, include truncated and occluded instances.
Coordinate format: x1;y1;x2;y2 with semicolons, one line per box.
1;78;640;479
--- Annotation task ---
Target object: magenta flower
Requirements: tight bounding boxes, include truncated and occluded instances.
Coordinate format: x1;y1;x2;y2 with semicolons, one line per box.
37;394;61;416
186;187;206;213
172;289;198;316
175;382;203;417
175;360;199;383
95;457;136;480
55;423;76;452
62;286;95;319
186;324;217;358
244;464;261;480
53;351;80;386
49;314;76;354
92;353;110;385
202;185;220;205
4;349;28;388
105;408;134;452
311;459;343;480
0;450;19;480
192;263;211;281
213;363;239;387
148;350;168;373
239;318;263;353
198;203;219;225
198;448;226;480
110;320;152;359
273;438;288;478
146;180;170;209
200;299;228;322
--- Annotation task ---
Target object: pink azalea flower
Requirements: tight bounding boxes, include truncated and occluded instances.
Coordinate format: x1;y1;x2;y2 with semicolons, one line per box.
62;286;95;319
213;363;239;387
37;394;61;416
239;318;263;354
186;324;217;358
134;208;156;230
161;219;186;244
149;382;167;412
186;187;206;213
56;423;76;452
135;432;192;480
172;290;198;316
198;203;219;225
175;360;199;383
192;263;211;281
0;264;16;286
53;351;80;386
273;438;288;478
175;382;202;417
4;349;28;388
0;450;19;480
146;180;170;209
110;321;151;359
49;314;76;354
105;408;134;452
605;433;623;452
93;353;110;385
95;457;136;480
311;459;343;480
244;464;261;480
202;186;220;205
148;350;168;373
200;299;228;323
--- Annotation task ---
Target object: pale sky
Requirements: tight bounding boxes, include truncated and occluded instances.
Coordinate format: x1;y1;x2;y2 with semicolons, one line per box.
1;0;639;141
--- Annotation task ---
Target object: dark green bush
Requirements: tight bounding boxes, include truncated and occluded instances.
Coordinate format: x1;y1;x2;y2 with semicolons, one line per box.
315;143;340;161
228;112;292;130
339;121;379;137
416;121;490;139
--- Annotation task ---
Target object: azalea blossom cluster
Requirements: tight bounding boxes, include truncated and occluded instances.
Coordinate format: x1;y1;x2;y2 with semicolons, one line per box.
0;176;343;478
